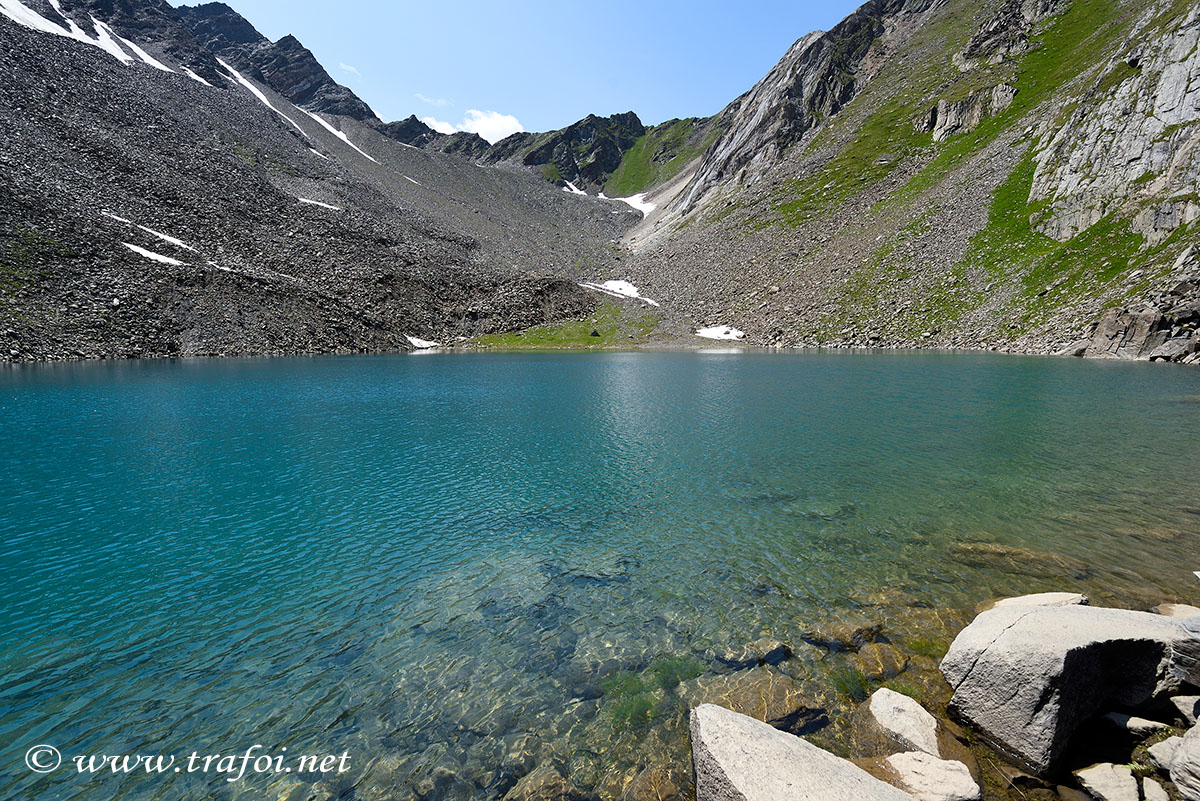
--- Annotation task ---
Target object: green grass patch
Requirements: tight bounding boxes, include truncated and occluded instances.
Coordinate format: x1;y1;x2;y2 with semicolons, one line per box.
539;163;564;183
897;0;1138;203
905;637;949;660
470;301;660;349
1;230;71;301
830;666;872;702
605;118;723;197
646;655;705;690
882;680;926;702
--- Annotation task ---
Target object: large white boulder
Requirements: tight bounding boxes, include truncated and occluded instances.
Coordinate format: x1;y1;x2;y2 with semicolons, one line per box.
884;752;980;801
689;704;916;801
941;605;1190;773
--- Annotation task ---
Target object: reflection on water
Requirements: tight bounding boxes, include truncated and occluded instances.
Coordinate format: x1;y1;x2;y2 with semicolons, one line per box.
1;351;1198;800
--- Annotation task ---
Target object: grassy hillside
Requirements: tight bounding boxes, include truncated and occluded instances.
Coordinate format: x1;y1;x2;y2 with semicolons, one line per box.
605;117;724;196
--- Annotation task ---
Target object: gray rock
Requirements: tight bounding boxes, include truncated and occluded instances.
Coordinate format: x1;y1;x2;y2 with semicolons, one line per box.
1056;787;1093;801
1172;618;1200;686
1171;724;1200;801
866;688;941;757
1071;763;1138;801
988;592;1089;610
1100;711;1171;736
1143;778;1169;801
689;704;916;801
884;752;980;801
1148;735;1182;770
940;605;1189;773
1154;604;1200;619
1174;696;1200;725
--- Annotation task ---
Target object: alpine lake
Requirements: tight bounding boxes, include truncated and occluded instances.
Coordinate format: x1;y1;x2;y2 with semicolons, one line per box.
2;350;1198;800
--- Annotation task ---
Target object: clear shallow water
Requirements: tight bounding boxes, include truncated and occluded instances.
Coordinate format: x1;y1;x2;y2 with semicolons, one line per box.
1;350;1198;800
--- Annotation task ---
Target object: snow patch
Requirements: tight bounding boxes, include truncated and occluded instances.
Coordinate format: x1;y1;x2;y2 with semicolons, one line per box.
123;242;183;266
102;212;195;251
113;30;173;72
696;325;745;341
0;0;134;63
309;148;329;160
598;192;609;199
614;193;656;218
404;176;422;186
294;106;378;163
137;224;195;251
406;335;440;349
218;58;309;138
298;198;341;210
182;67;212;87
579;280;660;307
562;180;586;196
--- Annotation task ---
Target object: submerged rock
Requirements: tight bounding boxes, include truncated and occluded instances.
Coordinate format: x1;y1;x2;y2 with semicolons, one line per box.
950;542;1089;579
940;605;1190;773
801;615;884;652
676;666;828;734
853;643;910;680
689;704;916;801
502;764;585;801
714;637;791;669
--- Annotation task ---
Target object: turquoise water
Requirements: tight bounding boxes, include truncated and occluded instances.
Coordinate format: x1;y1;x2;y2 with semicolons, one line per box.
2;351;1199;800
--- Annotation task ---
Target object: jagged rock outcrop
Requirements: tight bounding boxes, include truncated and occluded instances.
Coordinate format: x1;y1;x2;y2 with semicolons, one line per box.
56;0;224;81
676;0;943;213
1064;246;1200;362
917;84;1016;142
177;2;379;120
1029;4;1200;244
953;0;1063;70
481;112;646;191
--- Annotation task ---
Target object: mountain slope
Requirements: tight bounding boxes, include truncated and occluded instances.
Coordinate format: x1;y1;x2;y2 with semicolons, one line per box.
617;0;1200;363
0;0;641;360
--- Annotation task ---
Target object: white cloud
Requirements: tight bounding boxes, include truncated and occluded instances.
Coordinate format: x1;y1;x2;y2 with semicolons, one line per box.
338;62;360;77
420;110;524;144
415;93;452;107
420;116;457;135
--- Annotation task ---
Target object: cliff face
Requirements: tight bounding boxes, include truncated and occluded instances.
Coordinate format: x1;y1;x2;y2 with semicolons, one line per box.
617;0;1200;364
676;0;946;213
481;112;648;192
177;2;379;121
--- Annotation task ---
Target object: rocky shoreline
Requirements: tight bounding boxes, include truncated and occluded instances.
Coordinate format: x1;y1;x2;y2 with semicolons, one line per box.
691;592;1200;801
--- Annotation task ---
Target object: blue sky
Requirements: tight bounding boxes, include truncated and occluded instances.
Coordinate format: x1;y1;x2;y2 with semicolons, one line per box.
188;1;864;141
